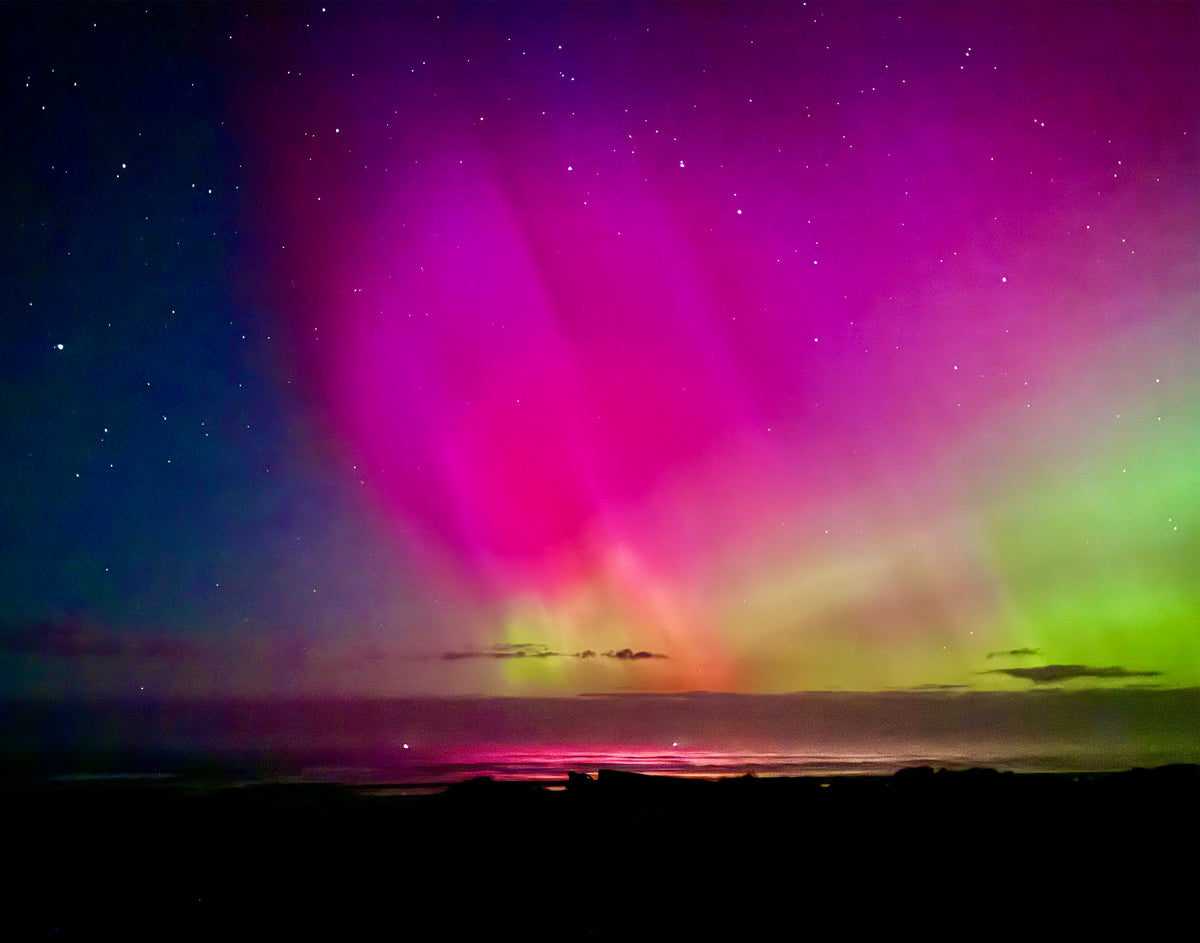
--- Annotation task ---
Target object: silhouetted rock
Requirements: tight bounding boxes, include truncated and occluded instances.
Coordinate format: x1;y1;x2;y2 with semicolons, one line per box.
890;764;936;784
4;765;1196;938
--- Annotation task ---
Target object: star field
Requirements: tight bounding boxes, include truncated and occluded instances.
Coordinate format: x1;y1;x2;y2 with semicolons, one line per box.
0;2;1196;700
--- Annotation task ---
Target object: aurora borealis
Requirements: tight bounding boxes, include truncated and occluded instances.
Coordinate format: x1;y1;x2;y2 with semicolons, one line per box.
240;0;1199;696
2;0;1197;731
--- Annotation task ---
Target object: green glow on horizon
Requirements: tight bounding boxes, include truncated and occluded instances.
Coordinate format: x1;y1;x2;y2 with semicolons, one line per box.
715;318;1200;694
979;410;1199;685
461;316;1200;697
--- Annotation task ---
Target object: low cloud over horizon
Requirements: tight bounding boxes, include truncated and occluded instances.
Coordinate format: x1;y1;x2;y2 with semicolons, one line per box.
986;648;1041;660
441;642;669;662
0;618;194;660
1;621;1184;700
984;665;1163;684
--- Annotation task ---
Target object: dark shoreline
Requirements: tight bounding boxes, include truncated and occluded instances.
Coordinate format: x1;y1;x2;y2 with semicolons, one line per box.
8;764;1198;938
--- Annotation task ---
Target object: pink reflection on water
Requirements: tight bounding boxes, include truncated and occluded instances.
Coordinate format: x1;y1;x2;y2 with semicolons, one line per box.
395;741;927;782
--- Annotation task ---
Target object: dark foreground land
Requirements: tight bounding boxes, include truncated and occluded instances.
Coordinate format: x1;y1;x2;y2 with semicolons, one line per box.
7;765;1198;939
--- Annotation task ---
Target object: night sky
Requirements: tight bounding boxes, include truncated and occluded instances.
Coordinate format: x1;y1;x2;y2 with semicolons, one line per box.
2;2;1197;707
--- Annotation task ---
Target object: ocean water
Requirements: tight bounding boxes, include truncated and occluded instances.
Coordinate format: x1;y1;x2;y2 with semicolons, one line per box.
285;747;1176;787
5;689;1197;786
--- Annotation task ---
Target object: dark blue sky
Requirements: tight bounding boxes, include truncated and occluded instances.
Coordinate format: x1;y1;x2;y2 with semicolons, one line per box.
1;5;442;688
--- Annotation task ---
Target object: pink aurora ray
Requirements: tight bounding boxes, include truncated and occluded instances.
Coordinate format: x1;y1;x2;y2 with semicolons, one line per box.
237;3;1197;690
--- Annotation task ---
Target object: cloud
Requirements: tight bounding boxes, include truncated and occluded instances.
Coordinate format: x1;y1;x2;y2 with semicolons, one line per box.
986;647;1041;659
604;648;668;660
441;642;560;660
984;664;1162;684
441;643;668;661
909;683;971;691
0;618;192;659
